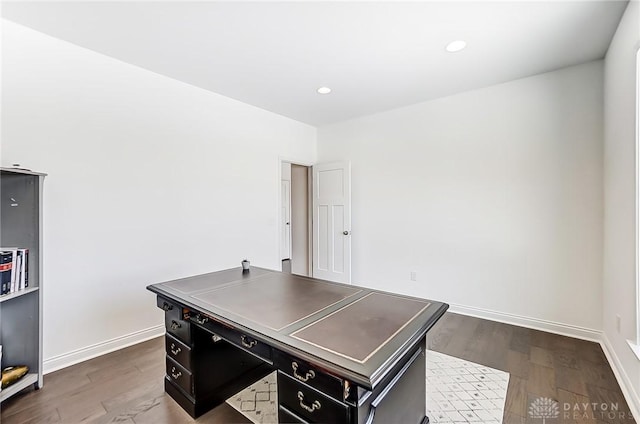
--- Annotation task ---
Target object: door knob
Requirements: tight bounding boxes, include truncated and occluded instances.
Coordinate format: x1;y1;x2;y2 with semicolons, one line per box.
343;231;350;235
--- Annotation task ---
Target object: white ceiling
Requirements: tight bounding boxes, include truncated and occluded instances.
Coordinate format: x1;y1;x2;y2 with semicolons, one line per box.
2;1;629;126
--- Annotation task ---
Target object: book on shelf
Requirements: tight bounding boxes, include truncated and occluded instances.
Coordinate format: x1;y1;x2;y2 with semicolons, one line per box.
18;248;29;290
0;251;12;295
0;248;29;295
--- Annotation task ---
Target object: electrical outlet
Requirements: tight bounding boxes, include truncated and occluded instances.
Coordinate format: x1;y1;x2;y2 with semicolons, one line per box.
617;315;621;333
410;271;417;281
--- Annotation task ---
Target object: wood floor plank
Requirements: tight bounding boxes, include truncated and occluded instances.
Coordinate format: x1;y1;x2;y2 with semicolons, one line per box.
502;411;526;423
0;368;93;418
87;364;144;384
576;340;608;365
558;389;597;424
196;403;254;424
481;323;511;372
585;384;634;424
91;378;167;424
554;348;580;370
96;393;171;424
526;362;557;398
506;349;529;379
530;328;556;350
426;315;455;350
504;375;528;417
530;346;554;368
100;379;165;413
58;404;107;423
461;319;496;361
58;361;152;422
556;365;589;397
435;314;481;359
509;325;531;355
550;333;580;352
580;358;623;392
0;401;61;424
129;394;195;423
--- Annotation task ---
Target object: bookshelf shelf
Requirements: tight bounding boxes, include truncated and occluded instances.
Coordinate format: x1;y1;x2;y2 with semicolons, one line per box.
0;372;38;402
0;373;38;402
0;287;39;304
0;167;46;404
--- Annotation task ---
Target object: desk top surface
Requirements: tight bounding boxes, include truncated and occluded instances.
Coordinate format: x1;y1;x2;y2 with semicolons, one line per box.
148;267;448;389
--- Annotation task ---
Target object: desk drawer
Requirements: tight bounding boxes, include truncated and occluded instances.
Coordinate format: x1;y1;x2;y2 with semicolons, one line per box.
157;296;177;314
278;405;308;423
166;333;192;369
273;350;343;401
166;313;191;344
166;356;193;396
278;372;348;424
191;313;271;362
159;297;191;344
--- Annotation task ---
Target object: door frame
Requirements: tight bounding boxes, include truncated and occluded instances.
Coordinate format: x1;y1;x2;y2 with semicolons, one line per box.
281;179;292;260
279;157;313;275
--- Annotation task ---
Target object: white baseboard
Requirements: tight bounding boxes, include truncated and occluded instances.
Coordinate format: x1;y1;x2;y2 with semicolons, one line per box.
448;303;602;342
600;333;640;420
43;325;165;374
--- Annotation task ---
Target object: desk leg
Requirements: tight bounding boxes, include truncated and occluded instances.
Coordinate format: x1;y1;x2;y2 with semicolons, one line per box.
358;337;427;424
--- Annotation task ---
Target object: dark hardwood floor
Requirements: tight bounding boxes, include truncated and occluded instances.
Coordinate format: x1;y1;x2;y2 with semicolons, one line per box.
429;313;634;424
0;312;634;423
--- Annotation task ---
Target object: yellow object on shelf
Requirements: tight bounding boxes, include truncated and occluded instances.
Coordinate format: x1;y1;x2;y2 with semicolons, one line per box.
2;365;29;389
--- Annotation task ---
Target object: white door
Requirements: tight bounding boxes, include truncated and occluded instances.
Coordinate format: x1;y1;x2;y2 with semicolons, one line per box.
281;180;291;260
312;161;351;283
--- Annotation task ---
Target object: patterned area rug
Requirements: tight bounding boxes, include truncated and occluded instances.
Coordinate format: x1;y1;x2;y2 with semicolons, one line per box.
225;350;509;424
428;351;509;423
227;372;278;424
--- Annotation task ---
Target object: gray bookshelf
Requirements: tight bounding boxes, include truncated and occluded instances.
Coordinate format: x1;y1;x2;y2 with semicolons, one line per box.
0;167;46;402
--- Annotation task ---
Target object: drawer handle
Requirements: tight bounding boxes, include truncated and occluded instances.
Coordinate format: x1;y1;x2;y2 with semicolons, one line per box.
297;391;321;413
292;362;316;382
240;335;257;349
170;367;182;380
170;320;181;330
162;302;173;311
195;315;209;325
170;343;182;356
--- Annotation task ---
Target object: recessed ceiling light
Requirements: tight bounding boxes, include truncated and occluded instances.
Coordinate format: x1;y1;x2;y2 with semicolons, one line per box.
445;40;467;53
317;87;332;94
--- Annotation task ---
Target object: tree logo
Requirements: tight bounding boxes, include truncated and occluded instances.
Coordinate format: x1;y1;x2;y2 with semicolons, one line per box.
529;397;560;423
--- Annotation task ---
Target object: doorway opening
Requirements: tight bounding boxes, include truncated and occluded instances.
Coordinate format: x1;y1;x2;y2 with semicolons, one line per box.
281;161;311;276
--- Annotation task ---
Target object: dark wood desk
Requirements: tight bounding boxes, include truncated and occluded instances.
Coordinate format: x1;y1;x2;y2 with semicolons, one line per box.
147;267;448;423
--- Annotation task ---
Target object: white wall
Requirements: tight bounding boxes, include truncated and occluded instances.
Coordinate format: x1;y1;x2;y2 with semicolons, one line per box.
318;61;604;334
603;0;640;414
1;20;316;369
